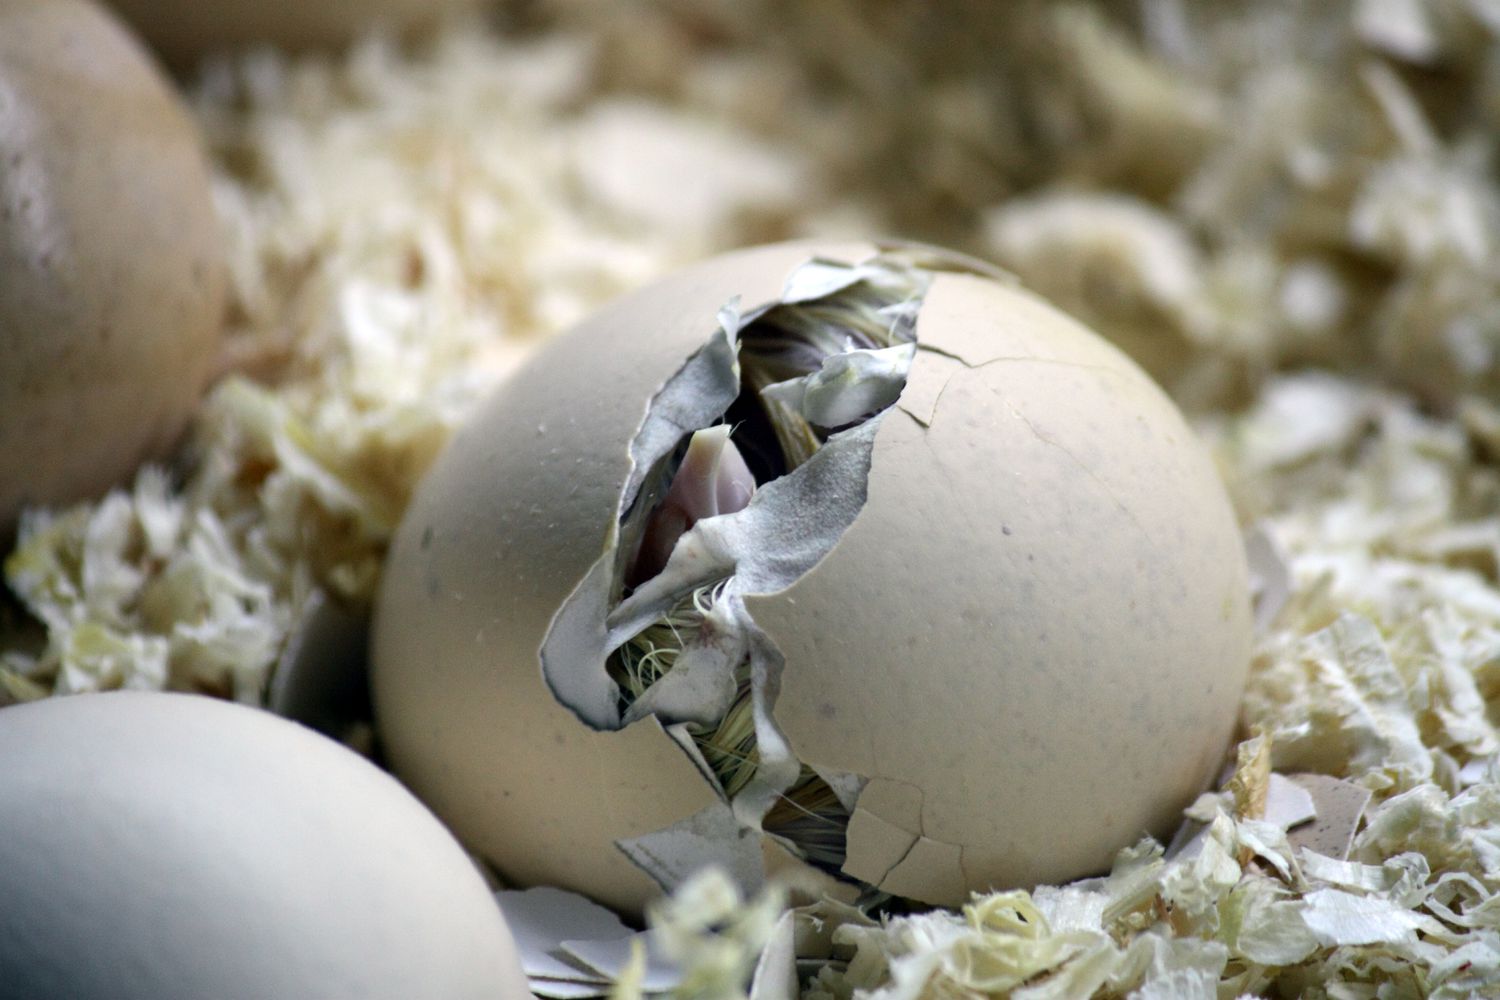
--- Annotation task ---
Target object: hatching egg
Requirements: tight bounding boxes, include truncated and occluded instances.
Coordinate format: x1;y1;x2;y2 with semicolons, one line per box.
0;0;224;535
371;240;1253;914
0;691;530;1000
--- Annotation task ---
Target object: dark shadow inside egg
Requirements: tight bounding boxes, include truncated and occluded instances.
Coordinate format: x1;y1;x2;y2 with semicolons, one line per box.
537;252;946;895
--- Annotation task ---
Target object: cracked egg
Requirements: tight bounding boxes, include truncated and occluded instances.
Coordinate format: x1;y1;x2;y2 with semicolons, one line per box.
371;240;1252;914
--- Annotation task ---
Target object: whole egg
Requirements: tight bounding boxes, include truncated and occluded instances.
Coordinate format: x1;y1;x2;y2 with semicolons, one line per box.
371;240;1253;914
0;0;224;535
0;691;531;1000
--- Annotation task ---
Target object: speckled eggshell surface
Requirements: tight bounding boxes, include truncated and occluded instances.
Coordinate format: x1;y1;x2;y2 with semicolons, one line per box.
372;240;1252;913
0;0;224;534
0;691;531;1000
107;0;480;63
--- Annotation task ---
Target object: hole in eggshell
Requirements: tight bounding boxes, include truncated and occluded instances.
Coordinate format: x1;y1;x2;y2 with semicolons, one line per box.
538;252;949;890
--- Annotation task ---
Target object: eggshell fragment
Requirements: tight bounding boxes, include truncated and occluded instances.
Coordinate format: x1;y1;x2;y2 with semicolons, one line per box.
0;0;224;535
372;240;1252;913
0;691;530;1000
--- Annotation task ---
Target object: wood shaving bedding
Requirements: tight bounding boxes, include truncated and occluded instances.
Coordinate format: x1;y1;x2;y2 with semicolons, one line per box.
3;2;1499;996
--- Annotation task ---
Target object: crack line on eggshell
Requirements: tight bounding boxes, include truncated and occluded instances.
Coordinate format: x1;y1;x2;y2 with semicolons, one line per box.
957;845;974;890
917;366;965;429
910;348;1131;430
895;405;932;429
845;773;976;897
1000;395;1159;551
544;251;959;896
917;341;1128;376
869;828;922;890
849;774;929;836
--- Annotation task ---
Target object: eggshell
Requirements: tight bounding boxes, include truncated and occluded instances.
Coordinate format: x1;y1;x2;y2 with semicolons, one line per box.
107;0;480;64
0;0;224;535
0;691;530;1000
750;271;1253;901
371;240;1252;912
373;242;874;915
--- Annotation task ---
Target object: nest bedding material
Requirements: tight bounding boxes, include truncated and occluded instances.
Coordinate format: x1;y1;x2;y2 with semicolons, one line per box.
2;1;1500;996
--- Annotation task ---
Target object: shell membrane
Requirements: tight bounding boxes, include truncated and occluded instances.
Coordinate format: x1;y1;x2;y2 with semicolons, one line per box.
371;240;1253;912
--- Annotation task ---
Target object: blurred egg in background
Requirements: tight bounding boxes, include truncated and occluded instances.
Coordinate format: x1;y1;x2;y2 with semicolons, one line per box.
0;0;224;537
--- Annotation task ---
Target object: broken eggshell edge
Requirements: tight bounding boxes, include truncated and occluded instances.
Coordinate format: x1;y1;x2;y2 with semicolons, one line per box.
370;239;1253;915
372;240;893;915
753;271;1253;903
